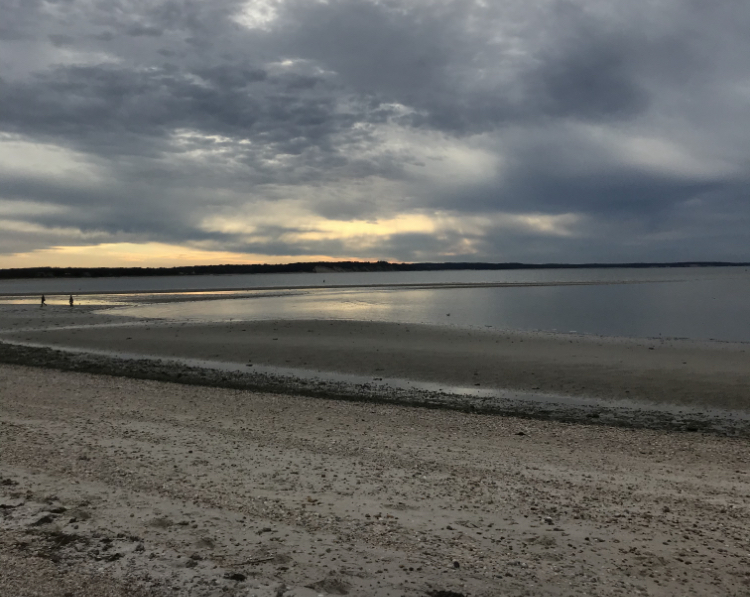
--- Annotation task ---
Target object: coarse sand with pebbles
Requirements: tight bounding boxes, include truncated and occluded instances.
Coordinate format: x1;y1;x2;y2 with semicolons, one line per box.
2;364;750;597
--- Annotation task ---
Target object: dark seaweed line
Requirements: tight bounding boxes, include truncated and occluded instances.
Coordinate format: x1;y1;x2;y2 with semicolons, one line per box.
0;341;747;438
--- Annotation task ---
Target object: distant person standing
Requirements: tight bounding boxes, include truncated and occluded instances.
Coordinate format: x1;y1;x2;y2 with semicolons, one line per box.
41;294;46;307
69;295;74;307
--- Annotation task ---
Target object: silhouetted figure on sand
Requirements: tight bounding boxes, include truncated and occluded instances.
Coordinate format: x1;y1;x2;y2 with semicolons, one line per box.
41;295;46;307
69;295;74;306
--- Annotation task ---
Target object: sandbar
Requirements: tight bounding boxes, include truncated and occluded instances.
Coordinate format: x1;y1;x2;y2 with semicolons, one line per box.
1;304;748;415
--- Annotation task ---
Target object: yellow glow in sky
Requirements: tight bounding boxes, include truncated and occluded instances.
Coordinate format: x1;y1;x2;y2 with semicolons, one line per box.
289;214;437;242
205;210;578;244
0;242;347;269
0;208;580;269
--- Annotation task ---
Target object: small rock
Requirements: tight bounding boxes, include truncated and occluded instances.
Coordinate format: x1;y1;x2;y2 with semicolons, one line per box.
0;500;24;510
225;572;246;582
305;575;351;595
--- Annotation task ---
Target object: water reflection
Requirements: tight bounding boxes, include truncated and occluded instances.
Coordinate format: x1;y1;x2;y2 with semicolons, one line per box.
110;271;750;342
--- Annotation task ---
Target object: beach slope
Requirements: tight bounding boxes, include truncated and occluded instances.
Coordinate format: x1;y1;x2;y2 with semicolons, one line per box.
2;364;750;596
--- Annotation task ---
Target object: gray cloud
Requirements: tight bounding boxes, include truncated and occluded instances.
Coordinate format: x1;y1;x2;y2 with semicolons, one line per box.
0;0;749;264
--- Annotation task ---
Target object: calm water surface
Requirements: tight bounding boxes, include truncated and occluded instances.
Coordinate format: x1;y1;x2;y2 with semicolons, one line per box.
84;267;750;343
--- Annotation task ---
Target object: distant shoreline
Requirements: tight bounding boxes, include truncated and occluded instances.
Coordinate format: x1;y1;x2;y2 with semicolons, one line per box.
0;278;654;297
1;260;748;280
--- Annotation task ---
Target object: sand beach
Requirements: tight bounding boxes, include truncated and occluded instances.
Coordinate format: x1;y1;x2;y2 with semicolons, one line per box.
1;303;750;596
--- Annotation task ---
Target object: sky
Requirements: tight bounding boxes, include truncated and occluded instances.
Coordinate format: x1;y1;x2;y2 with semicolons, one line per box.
1;0;749;268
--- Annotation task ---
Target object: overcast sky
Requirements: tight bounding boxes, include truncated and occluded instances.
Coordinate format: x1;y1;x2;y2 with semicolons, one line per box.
1;0;749;267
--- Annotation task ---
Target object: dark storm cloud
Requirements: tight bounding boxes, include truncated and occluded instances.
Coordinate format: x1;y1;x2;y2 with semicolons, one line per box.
2;63;330;150
0;0;749;262
266;0;656;133
524;33;649;121
0;172;216;244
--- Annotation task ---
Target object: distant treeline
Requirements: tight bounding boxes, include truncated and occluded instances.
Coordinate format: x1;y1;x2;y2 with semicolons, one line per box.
1;260;748;280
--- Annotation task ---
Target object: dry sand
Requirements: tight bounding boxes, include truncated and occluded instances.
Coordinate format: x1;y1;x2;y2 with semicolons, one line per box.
3;365;750;597
1;303;750;596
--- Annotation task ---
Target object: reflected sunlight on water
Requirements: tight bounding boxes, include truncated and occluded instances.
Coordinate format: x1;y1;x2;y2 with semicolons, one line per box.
101;268;750;342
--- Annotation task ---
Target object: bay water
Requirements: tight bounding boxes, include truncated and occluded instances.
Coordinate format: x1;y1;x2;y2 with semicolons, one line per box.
2;266;749;342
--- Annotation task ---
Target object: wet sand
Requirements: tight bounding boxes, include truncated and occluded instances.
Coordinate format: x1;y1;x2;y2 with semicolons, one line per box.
1;304;749;412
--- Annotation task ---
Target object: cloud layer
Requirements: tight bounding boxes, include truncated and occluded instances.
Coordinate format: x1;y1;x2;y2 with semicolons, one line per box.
1;0;749;265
